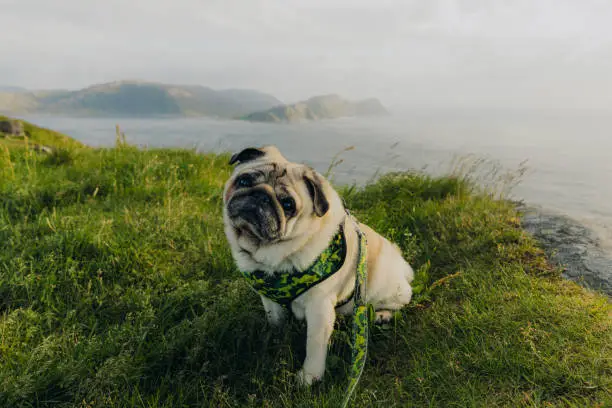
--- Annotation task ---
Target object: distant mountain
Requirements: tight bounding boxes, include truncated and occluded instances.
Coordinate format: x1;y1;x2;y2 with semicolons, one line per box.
0;81;282;118
0;92;39;114
0;86;27;93
241;94;388;123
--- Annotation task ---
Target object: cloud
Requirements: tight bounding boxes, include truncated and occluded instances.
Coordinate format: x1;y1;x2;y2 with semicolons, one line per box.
1;0;611;108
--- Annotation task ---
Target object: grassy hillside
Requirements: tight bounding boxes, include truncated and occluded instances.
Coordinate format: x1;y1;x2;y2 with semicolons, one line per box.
0;81;282;118
0;115;84;150
0;140;610;407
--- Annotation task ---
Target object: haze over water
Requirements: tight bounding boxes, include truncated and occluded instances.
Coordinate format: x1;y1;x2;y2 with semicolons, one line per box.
20;109;612;252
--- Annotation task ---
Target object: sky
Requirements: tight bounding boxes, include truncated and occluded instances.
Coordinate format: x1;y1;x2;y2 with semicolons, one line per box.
1;0;612;109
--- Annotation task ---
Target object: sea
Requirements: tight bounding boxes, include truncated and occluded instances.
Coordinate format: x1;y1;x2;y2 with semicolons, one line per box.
16;109;612;256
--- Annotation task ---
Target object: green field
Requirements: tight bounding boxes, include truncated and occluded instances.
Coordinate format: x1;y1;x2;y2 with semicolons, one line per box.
0;122;610;407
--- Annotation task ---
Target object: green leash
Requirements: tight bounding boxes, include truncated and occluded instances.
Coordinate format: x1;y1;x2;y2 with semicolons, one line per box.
239;211;370;407
341;212;369;408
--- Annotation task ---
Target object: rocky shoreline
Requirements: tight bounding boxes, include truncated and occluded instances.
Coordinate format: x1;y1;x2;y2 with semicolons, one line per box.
520;205;612;296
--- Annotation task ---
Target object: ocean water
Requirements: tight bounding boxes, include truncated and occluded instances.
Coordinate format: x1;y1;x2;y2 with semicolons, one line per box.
17;110;612;252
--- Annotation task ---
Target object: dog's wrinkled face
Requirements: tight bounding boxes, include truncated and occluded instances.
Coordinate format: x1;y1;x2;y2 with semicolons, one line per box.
224;147;329;245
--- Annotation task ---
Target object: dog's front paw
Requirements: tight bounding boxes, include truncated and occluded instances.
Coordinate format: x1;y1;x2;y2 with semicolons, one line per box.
296;369;321;387
374;310;394;324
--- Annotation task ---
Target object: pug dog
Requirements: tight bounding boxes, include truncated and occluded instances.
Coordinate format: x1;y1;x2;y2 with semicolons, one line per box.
223;146;414;385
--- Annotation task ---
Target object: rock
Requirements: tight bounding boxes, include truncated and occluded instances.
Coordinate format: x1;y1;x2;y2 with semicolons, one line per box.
519;205;612;295
0;119;24;136
31;144;54;154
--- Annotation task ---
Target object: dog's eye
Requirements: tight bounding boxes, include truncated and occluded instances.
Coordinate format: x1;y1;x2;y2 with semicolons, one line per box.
280;197;296;215
236;174;254;188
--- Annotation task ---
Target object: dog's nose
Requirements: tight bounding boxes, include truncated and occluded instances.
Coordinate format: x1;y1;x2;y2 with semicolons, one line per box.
227;190;275;218
258;193;271;205
246;190;273;207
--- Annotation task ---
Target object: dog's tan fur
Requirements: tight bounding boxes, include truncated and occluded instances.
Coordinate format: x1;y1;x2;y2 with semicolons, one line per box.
223;146;414;385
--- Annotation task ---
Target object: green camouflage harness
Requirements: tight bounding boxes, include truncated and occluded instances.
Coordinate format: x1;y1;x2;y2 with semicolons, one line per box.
240;223;348;305
240;212;369;407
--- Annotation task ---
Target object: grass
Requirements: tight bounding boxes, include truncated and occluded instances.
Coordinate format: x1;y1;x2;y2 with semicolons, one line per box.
0;123;610;407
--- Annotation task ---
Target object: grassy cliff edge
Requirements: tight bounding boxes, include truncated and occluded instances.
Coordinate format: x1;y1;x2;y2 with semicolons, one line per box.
0;124;610;407
0;115;84;150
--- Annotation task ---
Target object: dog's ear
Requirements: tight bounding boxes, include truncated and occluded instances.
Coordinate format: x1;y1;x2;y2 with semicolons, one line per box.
229;147;265;166
303;171;330;217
